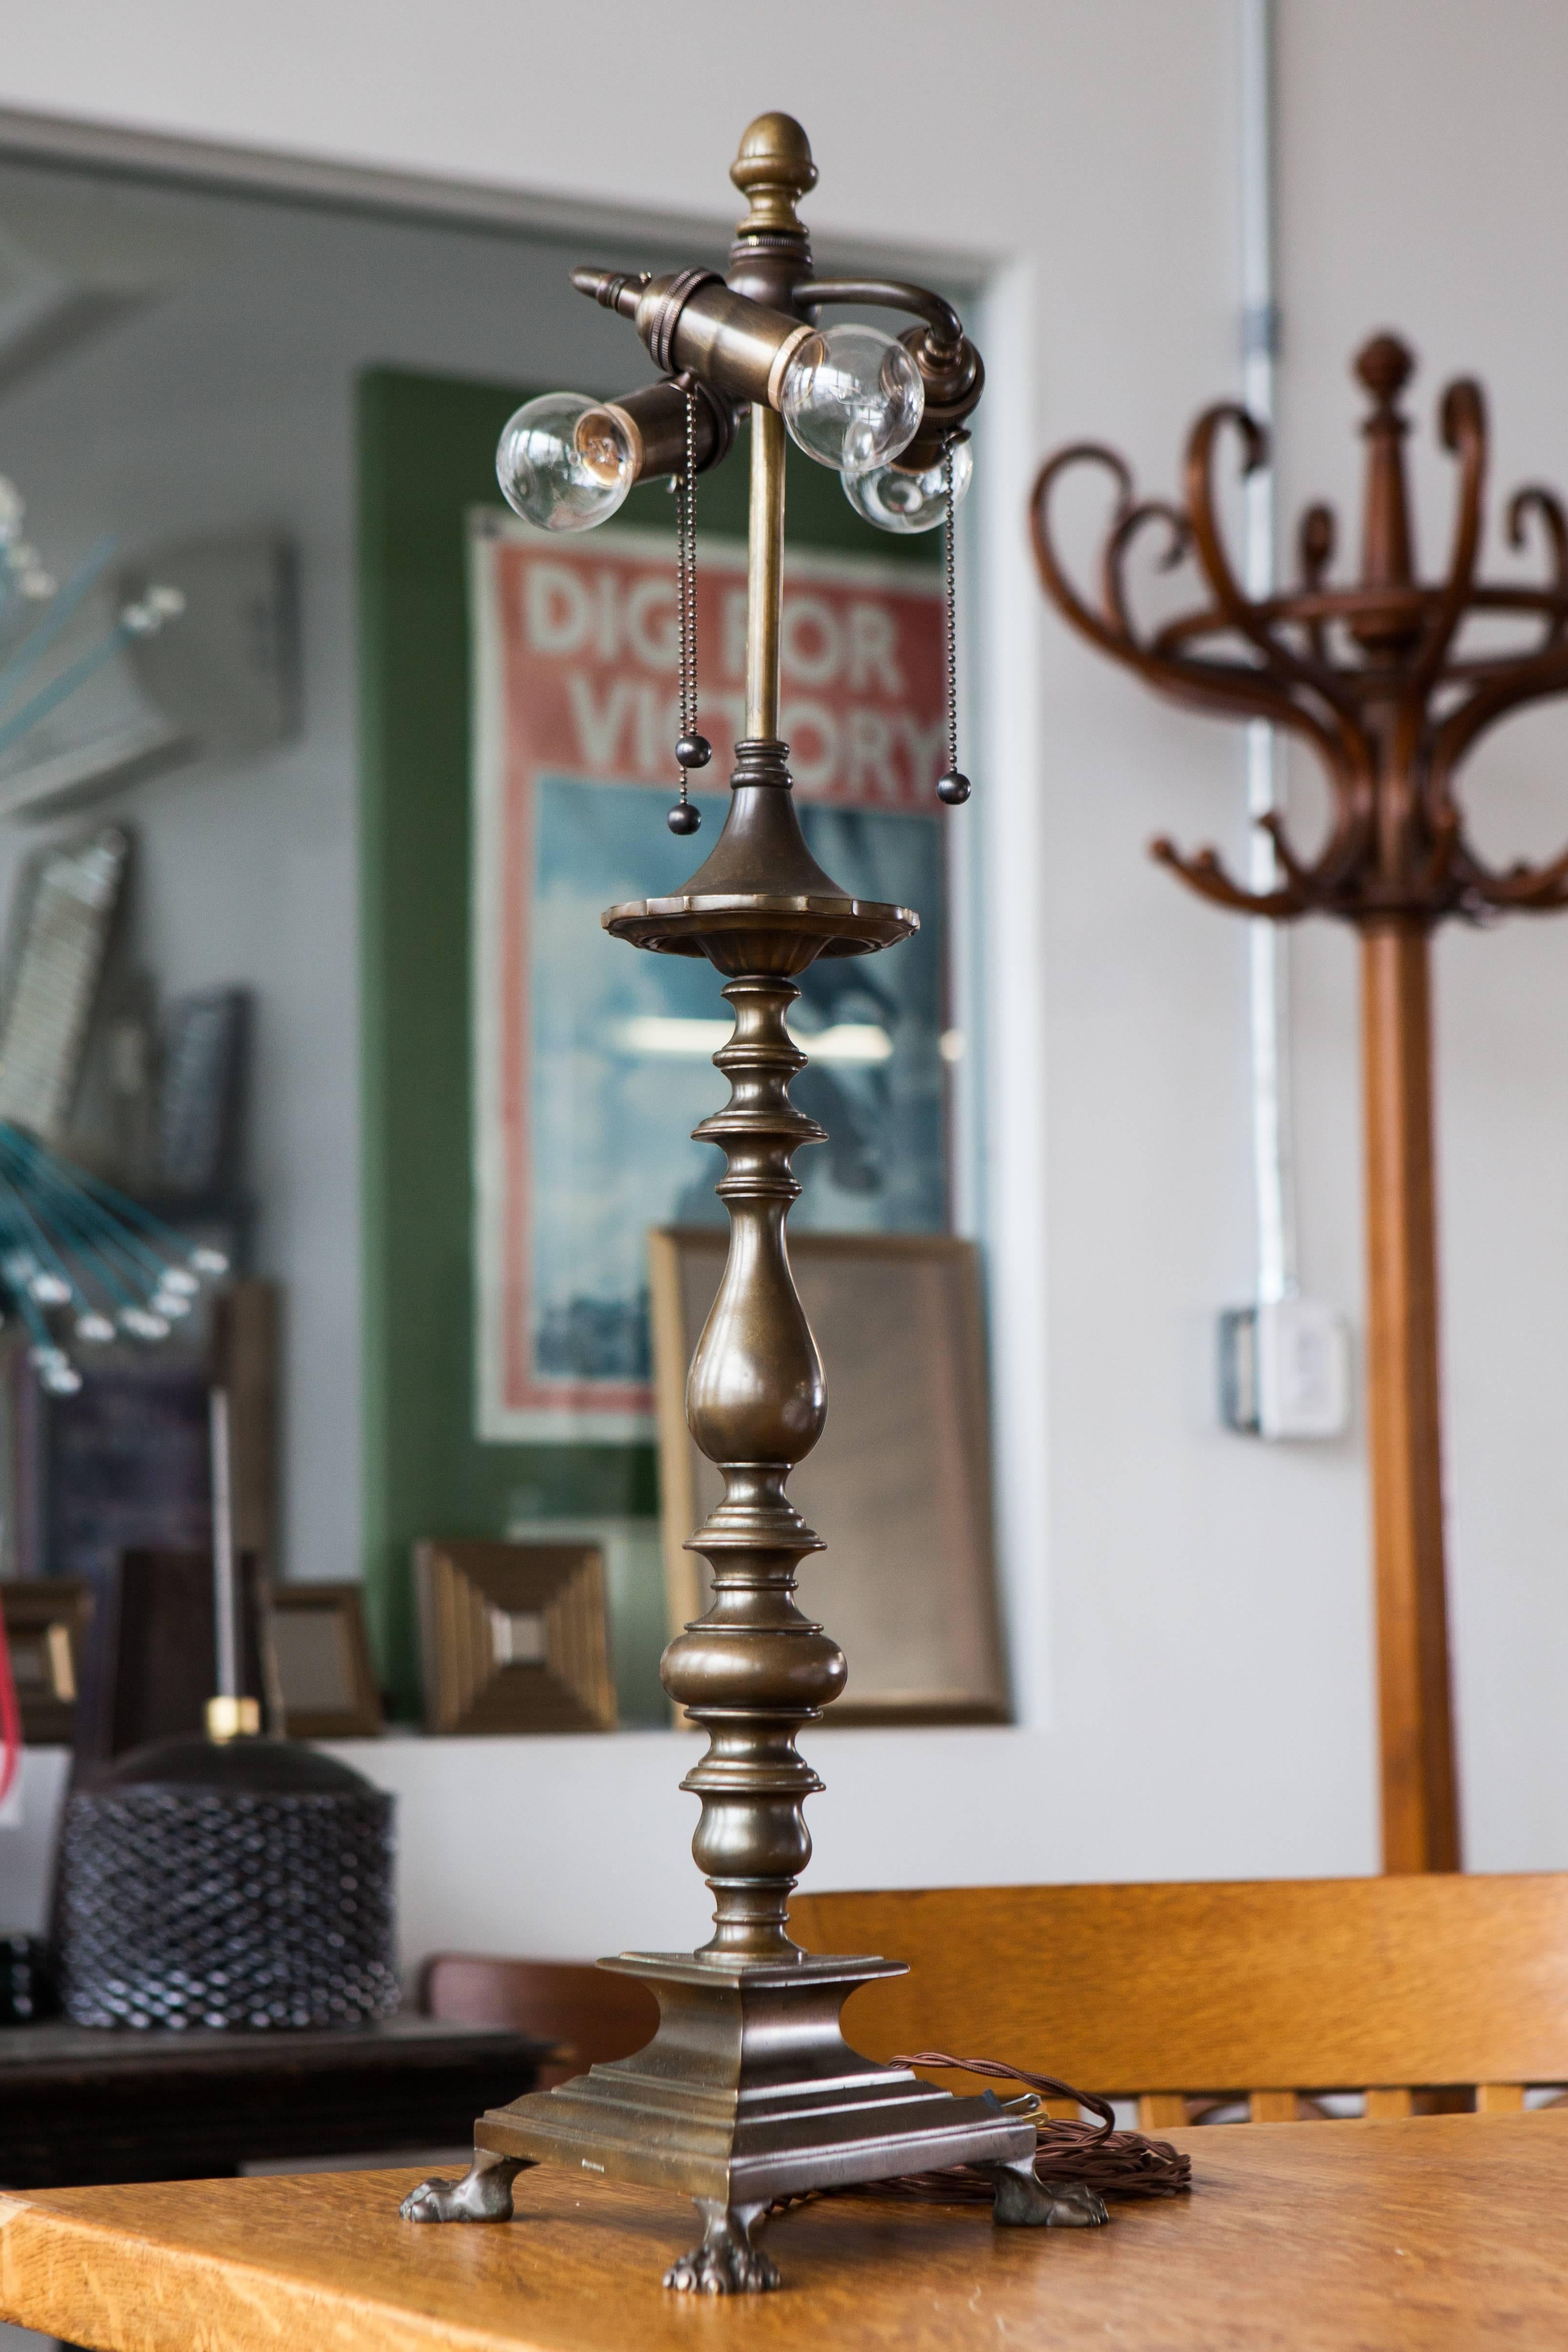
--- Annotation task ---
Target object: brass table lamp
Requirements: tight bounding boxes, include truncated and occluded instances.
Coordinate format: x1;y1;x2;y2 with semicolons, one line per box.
402;113;1105;2293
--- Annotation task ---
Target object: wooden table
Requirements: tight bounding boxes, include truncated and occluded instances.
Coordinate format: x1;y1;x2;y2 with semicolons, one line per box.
2;2112;1565;2350
0;2017;547;2188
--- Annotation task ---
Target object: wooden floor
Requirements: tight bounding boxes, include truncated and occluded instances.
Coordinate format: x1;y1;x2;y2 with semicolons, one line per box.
3;2113;1567;2352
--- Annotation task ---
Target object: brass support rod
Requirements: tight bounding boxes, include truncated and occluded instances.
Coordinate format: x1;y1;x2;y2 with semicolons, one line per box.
1360;921;1460;1873
746;403;786;741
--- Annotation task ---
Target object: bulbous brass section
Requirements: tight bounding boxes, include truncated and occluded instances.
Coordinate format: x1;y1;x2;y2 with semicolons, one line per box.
686;980;826;1468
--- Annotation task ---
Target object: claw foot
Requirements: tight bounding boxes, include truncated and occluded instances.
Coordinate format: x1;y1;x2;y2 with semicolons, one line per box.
984;2158;1109;2229
664;2199;779;2294
400;2149;531;2222
1035;2177;1110;2228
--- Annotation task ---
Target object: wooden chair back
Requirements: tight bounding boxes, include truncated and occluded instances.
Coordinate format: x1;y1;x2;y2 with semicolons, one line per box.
419;1954;658;2089
791;1874;1568;2125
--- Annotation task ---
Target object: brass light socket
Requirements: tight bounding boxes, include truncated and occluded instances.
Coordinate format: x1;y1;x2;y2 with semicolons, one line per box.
586;378;737;488
897;327;986;476
574;268;812;417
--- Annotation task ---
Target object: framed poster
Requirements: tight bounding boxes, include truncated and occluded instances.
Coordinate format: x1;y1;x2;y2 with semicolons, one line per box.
470;517;952;1444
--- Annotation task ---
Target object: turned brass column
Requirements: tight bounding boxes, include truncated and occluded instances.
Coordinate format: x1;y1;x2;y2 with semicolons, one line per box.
663;969;839;1958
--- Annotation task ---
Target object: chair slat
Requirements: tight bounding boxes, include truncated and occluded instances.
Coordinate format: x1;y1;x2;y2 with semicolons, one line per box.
1364;2087;1414;2119
1248;2089;1299;2123
1475;2083;1525;2112
1138;2094;1186;2129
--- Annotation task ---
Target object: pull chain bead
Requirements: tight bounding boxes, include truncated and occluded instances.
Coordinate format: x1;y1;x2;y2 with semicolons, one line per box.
669;382;709;836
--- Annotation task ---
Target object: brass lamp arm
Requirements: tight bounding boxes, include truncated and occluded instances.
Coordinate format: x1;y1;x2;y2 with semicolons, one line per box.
573;263;984;480
794;277;966;354
797;280;984;467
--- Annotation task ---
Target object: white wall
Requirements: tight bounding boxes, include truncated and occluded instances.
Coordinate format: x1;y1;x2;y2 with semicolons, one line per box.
4;0;1568;1972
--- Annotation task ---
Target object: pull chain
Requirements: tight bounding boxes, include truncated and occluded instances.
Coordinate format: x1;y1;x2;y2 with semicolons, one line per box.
668;383;709;837
936;441;972;806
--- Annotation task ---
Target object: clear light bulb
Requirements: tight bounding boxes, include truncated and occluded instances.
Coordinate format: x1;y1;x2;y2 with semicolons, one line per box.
496;393;635;534
781;326;923;478
843;438;975;535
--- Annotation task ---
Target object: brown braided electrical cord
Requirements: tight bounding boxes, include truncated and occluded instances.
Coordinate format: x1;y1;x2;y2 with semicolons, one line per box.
773;2052;1191;2213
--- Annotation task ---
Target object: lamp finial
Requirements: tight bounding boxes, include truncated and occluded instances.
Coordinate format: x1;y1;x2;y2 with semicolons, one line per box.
730;112;817;238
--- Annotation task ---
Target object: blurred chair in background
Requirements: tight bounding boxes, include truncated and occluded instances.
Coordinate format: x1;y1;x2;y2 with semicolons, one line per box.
791;1876;1568;2124
420;1953;657;2090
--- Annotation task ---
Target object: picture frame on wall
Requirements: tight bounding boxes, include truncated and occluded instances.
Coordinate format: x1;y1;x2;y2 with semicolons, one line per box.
266;1582;383;1740
1;1578;94;1746
499;1512;668;1726
414;1538;617;1736
650;1229;1010;1727
0;824;131;1145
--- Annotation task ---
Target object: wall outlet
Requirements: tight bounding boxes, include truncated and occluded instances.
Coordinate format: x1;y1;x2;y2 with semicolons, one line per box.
1219;1298;1351;1442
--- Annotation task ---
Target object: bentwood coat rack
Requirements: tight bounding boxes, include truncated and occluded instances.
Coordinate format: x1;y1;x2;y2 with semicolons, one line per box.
1033;331;1568;1875
402;114;1105;2293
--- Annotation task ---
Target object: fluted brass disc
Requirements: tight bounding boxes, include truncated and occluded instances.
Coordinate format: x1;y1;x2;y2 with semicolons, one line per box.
602;889;917;961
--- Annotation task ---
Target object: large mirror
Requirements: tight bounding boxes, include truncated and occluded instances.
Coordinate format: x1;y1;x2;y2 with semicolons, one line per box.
0;140;986;1745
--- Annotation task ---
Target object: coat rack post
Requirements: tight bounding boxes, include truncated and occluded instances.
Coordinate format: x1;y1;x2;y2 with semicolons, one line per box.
1361;920;1458;1872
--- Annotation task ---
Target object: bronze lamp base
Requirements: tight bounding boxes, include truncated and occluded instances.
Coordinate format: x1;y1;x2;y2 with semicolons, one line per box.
403;1949;1103;2291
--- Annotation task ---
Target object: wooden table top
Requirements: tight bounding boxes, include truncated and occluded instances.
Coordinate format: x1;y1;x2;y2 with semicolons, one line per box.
2;2112;1565;2352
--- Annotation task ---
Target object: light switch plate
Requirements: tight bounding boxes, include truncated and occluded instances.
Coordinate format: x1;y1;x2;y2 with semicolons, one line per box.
1257;1296;1352;1440
1219;1298;1352;1442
